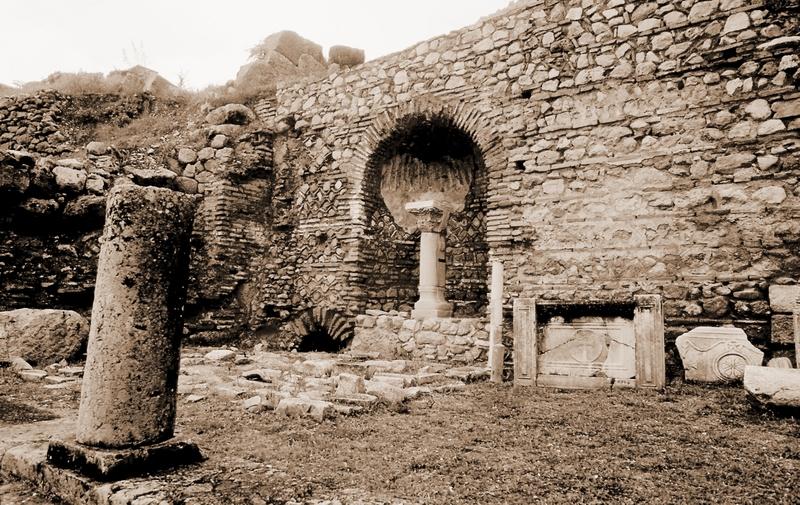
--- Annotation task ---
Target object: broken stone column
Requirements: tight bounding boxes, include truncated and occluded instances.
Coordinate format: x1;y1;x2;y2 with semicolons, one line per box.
406;200;452;319
48;185;201;480
488;260;504;383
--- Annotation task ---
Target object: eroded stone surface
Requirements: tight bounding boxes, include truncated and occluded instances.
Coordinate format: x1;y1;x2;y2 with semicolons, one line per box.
0;309;88;365
76;185;197;448
539;316;636;380
676;327;763;382
744;365;800;410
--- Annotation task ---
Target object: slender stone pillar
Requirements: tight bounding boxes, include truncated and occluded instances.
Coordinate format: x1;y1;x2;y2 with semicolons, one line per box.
513;298;537;386
48;184;201;480
794;297;800;367
489;260;505;382
406;200;452;319
633;294;666;389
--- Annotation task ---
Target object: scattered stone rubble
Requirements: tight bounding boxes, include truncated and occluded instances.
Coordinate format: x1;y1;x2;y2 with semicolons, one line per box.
6;346;488;426
185;346;487;422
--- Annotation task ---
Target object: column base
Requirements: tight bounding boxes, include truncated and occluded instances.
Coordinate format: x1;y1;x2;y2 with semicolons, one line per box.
412;301;453;319
47;436;203;481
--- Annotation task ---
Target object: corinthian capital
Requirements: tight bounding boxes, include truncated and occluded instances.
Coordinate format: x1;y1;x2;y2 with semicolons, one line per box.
405;200;451;233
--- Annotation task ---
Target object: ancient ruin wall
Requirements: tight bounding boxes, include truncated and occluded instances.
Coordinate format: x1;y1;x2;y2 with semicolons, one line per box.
273;0;800;367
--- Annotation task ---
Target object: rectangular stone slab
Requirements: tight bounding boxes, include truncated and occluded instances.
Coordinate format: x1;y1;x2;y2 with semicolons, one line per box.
768;285;800;313
537;317;636;380
46;437;203;481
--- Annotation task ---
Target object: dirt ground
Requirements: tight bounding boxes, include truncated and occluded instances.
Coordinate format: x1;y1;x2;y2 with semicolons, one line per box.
1;367;798;504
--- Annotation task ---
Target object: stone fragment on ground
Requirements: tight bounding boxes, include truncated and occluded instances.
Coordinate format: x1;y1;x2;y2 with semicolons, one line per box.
332;393;378;409
364;380;407;404
744;365;800;411
294;358;336;377
18;369;47;381
334;372;365;395
767;357;793;369
276;397;336;422
372;372;418;387
10;357;32;370
431;382;467;393
445;366;490;383
204;349;236;362
358;359;409;375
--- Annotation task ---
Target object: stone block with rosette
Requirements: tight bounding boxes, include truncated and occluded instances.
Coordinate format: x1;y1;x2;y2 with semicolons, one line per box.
676;327;763;382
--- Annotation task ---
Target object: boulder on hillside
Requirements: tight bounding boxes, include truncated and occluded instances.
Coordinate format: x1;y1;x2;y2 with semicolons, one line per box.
234;51;301;91
329;45;365;67
234;31;329;93
0;309;89;365
250;31;325;66
297;54;328;77
105;65;181;98
205;104;256;126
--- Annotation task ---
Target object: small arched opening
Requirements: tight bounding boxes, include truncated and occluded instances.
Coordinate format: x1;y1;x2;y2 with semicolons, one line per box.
284;307;354;353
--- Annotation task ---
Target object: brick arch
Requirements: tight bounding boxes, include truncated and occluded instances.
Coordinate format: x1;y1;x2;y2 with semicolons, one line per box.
349;96;503;315
348;96;507;227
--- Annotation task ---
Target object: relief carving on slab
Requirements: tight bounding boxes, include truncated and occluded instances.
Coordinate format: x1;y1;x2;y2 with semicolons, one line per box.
675;327;764;382
538;316;636;380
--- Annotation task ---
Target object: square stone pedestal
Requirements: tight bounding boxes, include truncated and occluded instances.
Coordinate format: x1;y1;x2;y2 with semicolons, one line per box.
47;437;203;481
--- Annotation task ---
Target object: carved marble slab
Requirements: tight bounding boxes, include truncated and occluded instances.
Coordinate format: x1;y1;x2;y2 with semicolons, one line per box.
676;327;763;382
538;316;636;380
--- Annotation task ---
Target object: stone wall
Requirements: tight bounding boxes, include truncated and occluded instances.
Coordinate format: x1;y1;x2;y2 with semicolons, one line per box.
2;1;800;371
351;311;489;363
269;0;800;369
0;91;72;156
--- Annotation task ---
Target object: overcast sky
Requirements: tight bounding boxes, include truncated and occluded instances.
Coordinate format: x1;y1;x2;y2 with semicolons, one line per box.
1;0;510;90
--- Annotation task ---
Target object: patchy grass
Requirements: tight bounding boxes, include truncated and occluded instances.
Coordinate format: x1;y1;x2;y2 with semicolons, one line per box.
2;367;798;504
168;382;799;504
0;368;77;426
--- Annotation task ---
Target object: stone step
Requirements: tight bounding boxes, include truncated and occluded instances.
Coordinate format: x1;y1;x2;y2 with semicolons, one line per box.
18;370;47;382
431;382;467;393
332;404;363;416
445;366;489;383
416;372;447;385
332;393;378;408
371;372;418;387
